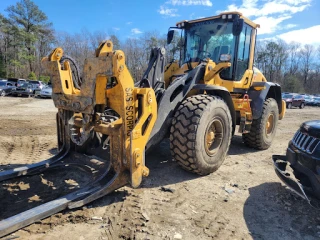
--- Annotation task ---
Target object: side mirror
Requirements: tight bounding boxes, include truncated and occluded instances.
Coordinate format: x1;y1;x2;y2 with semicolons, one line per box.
167;30;174;44
232;18;244;36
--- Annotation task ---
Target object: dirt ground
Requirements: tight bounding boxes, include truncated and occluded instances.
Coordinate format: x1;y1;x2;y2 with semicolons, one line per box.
1;97;320;240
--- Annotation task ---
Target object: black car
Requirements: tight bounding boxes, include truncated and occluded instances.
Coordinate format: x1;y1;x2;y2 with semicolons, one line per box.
0;81;15;96
273;120;320;207
7;78;27;87
312;97;320;107
11;83;36;97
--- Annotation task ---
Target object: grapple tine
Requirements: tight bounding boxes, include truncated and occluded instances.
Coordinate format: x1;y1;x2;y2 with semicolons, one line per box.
68;171;129;209
0;147;69;182
0;159;128;238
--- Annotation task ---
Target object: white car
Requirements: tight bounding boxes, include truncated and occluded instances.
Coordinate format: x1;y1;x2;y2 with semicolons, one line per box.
40;86;52;98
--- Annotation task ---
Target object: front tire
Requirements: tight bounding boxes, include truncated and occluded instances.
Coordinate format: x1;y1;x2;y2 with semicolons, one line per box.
300;102;305;109
242;98;279;150
170;95;232;175
0;91;5;97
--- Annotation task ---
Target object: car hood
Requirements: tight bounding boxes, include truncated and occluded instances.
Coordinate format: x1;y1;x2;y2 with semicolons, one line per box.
300;120;320;139
41;88;52;93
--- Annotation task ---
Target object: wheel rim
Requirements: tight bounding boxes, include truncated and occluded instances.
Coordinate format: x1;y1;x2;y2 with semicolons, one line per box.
204;118;224;156
265;113;275;136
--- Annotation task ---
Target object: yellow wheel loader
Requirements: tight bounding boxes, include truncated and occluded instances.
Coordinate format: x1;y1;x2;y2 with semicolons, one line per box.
0;11;285;236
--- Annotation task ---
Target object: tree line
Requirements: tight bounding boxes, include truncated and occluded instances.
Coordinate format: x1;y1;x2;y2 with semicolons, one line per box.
0;0;319;94
255;40;320;94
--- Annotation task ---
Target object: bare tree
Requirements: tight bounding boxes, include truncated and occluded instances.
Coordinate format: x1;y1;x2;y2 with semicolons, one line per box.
299;44;314;85
286;41;301;75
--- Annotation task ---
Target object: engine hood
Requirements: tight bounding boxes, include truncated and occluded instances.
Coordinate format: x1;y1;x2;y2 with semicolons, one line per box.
300;120;320;139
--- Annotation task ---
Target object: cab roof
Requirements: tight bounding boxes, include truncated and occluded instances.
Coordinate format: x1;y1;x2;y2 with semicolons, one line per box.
176;11;260;29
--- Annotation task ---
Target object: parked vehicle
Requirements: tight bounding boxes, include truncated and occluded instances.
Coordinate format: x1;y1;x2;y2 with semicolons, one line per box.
7;78;27;87
39;86;52;98
0;81;15;96
282;93;305;109
304;95;314;105
273;120;320;207
11;83;36;97
312;97;320;106
28;80;45;93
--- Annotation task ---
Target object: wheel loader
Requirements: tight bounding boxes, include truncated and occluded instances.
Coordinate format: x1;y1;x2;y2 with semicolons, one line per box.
0;11;286;236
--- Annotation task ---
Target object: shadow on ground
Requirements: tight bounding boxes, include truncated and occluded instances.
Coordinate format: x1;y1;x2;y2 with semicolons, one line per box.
243;182;320;240
228;135;258;155
143;139;199;188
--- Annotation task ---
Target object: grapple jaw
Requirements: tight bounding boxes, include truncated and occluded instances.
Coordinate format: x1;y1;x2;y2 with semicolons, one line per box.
0;40;157;237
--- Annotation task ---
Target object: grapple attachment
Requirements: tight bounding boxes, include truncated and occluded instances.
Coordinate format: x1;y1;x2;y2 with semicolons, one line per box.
0;40;157;237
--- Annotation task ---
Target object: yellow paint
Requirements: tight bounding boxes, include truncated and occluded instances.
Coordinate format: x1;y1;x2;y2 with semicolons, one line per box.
279;100;286;120
42;40;158;189
164;61;179;88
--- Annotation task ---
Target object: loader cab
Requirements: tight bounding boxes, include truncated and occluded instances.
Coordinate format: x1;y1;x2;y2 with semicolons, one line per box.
167;12;260;92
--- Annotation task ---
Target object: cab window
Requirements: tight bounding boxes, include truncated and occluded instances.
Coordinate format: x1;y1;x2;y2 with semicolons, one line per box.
235;23;252;80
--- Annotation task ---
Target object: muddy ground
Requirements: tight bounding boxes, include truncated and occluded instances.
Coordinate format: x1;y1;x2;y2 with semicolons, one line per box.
0;97;320;240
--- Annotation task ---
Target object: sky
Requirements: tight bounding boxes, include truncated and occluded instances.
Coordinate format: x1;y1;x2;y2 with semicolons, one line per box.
0;0;319;46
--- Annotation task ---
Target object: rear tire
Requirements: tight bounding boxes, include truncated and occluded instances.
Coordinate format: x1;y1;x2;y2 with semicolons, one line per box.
287;102;292;109
170;95;232;175
242;98;279;150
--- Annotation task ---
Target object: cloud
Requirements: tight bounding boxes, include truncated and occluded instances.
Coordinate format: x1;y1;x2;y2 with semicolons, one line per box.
283;23;297;29
159;0;212;18
113;27;120;31
284;0;312;5
158;6;179;17
131;28;143;34
255;15;292;34
126;22;132;25
277;25;320;45
219;0;311;17
166;0;213;6
217;0;312;35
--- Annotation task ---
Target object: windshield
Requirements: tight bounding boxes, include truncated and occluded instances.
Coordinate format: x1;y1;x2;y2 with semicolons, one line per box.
20;83;31;88
185;20;236;63
0;82;6;86
283;94;293;98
